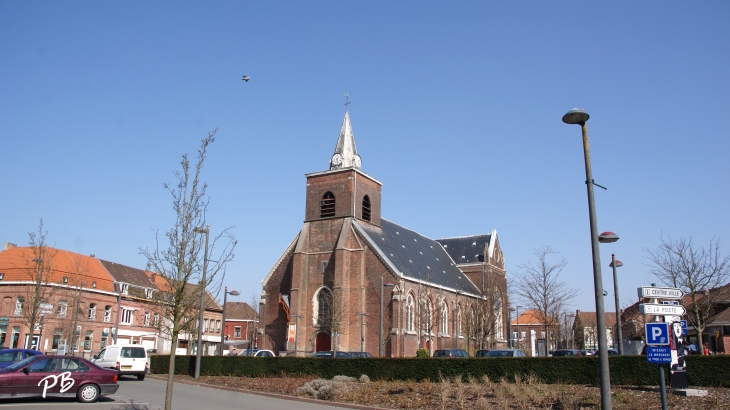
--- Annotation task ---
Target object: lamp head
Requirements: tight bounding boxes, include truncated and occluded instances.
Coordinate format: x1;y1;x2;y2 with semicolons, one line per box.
193;226;209;234
609;259;623;268
598;232;619;243
229;290;240;296
562;108;590;125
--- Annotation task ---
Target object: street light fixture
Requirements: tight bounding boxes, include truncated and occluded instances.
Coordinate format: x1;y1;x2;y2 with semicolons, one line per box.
356;312;370;352
609;255;624;355
379;277;395;357
193;225;210;379
218;286;239;356
562;108;612;410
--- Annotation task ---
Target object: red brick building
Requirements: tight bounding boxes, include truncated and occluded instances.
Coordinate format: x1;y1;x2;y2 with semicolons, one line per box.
260;111;508;357
221;301;258;354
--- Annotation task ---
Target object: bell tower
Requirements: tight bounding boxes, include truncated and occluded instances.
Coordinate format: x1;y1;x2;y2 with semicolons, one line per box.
304;111;382;227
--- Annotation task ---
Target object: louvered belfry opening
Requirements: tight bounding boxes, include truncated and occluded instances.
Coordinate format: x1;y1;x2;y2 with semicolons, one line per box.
362;195;371;221
320;191;336;217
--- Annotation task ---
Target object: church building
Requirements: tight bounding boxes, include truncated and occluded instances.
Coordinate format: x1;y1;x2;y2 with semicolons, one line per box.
259;110;508;357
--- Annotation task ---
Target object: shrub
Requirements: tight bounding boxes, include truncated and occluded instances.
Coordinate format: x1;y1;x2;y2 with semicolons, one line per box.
416;348;430;358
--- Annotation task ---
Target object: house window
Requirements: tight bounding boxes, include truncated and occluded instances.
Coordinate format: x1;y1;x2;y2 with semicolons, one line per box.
406;294;414;332
84;331;92;351
103;306;112;322
216;320;221;333
203;319;209;332
14;298;23;315
121;284;129;294
153;314;160;327
320;191;335;217
234;326;241;338
145;289;154;299
88;303;96;321
52;329;62;350
321;260;328;273
362;195;371;221
57;301;68;318
144;312;150;327
440;301;448;335
120;308;134;325
424;300;433;334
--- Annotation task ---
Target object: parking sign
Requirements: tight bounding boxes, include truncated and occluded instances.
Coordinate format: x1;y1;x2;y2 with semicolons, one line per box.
645;323;670;346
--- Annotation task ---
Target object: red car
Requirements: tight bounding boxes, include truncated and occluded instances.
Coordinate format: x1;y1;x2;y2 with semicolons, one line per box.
0;355;119;403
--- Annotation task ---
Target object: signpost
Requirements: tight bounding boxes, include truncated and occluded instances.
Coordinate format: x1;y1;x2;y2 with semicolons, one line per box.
639;304;686;316
647;346;672;364
645;323;670;346
638;286;684;299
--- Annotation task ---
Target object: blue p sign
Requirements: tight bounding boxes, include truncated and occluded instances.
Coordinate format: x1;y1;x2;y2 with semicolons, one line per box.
646;323;670;346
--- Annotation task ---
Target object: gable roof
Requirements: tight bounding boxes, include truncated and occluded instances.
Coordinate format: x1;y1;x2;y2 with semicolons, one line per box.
436;234;492;265
143;271;222;311
576;311;617;328
224;302;257;320
98;259;158;290
0;246;115;293
511;309;558;326
354;218;481;296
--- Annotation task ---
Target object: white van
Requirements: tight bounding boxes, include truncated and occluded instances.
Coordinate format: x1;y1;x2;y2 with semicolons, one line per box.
92;344;148;380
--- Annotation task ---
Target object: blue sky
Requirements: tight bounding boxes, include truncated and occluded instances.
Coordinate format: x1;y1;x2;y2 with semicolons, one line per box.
2;2;728;313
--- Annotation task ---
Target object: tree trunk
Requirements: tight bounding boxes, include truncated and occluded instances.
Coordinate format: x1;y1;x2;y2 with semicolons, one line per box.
165;331;179;410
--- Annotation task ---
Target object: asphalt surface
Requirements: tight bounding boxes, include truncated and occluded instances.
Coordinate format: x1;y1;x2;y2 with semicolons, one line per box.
0;375;371;410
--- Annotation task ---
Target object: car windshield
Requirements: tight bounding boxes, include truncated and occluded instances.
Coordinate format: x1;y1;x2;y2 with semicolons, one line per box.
486;350;514;357
552;350;573;356
6;356;38;371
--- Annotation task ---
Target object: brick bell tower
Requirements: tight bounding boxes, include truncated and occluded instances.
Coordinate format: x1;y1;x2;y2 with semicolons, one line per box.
285;109;383;354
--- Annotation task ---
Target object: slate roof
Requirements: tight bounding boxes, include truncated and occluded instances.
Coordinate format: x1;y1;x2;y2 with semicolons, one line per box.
354;219;481;296
98;259;158;290
435;234;492;265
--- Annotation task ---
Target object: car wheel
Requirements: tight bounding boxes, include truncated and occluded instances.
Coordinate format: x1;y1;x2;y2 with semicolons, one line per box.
77;384;100;403
137;374;145;381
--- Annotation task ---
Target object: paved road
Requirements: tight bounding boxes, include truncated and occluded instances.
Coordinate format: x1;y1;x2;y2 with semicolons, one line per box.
0;376;365;410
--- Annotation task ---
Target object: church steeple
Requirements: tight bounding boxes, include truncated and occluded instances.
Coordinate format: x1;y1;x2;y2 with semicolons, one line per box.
329;111;362;170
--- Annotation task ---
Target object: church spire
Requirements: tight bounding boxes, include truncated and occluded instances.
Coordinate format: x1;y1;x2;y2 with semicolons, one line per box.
330;110;362;170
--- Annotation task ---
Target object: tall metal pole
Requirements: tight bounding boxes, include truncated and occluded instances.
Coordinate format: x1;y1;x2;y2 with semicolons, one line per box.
612;254;623;355
195;226;209;379
516;306;520;351
582;120;612;410
218;286;228;356
379;276;384;357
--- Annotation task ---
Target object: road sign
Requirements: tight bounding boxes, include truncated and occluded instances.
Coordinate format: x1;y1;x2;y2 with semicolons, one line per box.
647;346;672;364
680;320;688;335
646;323;670;345
639;303;685;316
638;286;684;299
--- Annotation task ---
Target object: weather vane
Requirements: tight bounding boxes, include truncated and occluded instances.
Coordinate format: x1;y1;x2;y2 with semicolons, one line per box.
344;93;350;112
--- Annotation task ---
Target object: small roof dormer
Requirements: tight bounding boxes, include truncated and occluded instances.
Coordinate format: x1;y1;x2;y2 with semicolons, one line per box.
329;111;361;170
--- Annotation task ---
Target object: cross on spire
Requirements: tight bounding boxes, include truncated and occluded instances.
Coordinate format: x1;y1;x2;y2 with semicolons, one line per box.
344;93;351;112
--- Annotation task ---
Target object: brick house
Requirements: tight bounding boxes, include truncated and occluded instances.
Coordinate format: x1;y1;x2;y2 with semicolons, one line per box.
259;111;508;357
222;301;258;354
573;310;616;351
510;309;559;356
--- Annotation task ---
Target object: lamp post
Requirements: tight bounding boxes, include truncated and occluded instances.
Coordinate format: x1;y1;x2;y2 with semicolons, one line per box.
515;305;521;350
609;255;624;355
292;313;304;356
218;287;239;356
508;307;515;348
356;312;370;352
569;314;576;349
562;108;611;410
379;277;395;357
193;225;210;379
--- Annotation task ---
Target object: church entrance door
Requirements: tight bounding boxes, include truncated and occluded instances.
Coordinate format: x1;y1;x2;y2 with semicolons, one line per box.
315;332;331;351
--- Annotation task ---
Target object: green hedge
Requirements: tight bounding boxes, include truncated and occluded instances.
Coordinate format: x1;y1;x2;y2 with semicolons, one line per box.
150;354;730;387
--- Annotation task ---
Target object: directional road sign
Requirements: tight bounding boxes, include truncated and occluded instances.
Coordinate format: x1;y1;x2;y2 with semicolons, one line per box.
646;323;670;346
638;286;684;299
646;346;672;364
639;303;685;316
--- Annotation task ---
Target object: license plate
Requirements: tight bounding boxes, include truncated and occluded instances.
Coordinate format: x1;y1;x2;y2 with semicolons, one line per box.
121;365;132;370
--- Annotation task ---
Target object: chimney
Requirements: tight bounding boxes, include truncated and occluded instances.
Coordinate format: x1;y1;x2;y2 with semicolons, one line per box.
3;242;17;251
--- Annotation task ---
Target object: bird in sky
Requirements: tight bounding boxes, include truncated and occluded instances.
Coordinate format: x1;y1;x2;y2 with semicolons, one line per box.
242;75;250;82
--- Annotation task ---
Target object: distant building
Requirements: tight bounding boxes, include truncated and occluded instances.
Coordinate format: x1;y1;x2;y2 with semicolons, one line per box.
573;310;616;351
222;301;258;354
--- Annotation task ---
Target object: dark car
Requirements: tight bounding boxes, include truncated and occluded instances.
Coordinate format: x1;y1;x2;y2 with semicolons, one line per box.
348;351;373;358
433;349;469;358
593;349;619;357
484;349;526;357
475;349;491;357
0;355;119;402
312;351;352;358
0;349;44;368
551;349;584;357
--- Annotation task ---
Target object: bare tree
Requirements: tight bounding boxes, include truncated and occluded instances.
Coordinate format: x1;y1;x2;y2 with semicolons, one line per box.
416;282;445;351
512;246;579;354
249;292;260;348
317;287;349;353
645;236;730;355
18;220;58;349
140;131;237;410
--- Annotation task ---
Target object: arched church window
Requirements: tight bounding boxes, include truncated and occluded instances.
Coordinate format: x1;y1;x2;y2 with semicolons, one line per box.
405;294;414;332
362;195;371;221
440;301;448;335
317;289;331;326
320;192;335;218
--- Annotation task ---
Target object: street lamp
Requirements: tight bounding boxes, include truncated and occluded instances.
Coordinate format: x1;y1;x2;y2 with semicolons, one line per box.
562;108;612;410
609;255;624;355
379;277;395;357
218;287;239;356
515;305;521;350
508;307;516;348
569;313;576;349
356;312;370;352
193;225;210;379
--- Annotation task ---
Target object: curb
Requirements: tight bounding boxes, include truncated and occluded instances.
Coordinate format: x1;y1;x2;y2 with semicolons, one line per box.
147;374;390;410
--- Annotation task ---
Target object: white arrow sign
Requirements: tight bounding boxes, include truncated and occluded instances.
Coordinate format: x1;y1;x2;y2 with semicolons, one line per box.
638;286;685;300
639;303;685;316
